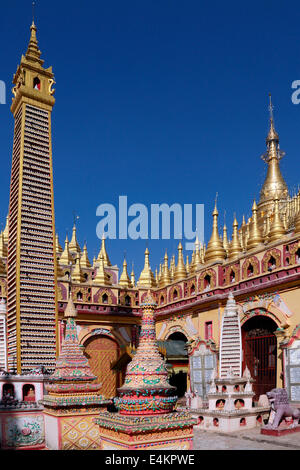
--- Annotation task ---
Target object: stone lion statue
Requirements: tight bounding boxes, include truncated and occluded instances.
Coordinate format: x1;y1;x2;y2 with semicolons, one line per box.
265;388;300;429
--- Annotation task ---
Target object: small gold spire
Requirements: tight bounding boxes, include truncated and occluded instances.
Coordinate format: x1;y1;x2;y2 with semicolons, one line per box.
69;224;81;254
59;236;74;265
268;194;286;242
170;254;176;280
247;200;263;250
222;224;229;254
189;250;195;273
3;215;8;245
159;252;171;287
94;253;109;285
97;234;112;266
119;258;131;288
138;248;156;287
204;202;226;263
80;243;91;268
131;265;136;287
0;232;7;258
71;253;85;283
194;236;202;268
228;217;242;260
56;234;63;254
174;242;187;281
186;254;190;274
25;20;43;65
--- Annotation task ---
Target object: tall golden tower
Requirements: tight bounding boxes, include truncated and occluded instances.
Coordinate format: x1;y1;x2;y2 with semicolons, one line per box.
7;21;58;373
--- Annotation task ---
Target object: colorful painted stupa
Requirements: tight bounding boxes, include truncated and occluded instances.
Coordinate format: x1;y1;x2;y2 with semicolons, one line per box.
42;296;110;450
95;290;196;450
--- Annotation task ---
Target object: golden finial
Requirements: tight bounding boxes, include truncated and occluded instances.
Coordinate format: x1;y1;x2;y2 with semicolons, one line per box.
247;200;263;250
59;236;74;265
97;234;112;266
258;95;289;212
268;193;286;242
71;252;85;283
159;251;171;287
119;258;131;288
228;216;242;260
174;242;187;281
204;200;226;263
80;243;91;268
138;247;156;287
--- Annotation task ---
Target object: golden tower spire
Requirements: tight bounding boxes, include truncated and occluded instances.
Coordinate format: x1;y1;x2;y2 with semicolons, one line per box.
97;234;112;266
69;224;81;254
71;253;85;283
131;264;136;288
204;202;226;263
94;253;109;285
80;243;91;268
159;252;171;287
186;254;190;274
222;223;229;254
228;216;242;260
138;248;156;287
55;234;63;254
3;215;9;245
194;236;202;268
258;95;289;216
0;232;8;258
59;236;74;265
174;242;187;281
247;200;263;250
268;193;286;243
119;258;131;288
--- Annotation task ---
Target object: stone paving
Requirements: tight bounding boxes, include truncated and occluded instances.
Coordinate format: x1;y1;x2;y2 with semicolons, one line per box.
193;425;300;450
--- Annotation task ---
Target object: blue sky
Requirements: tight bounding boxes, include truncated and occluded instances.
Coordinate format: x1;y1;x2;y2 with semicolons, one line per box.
1;0;300;276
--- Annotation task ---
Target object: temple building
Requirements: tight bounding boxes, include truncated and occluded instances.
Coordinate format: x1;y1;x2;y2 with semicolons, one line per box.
0;20;300;440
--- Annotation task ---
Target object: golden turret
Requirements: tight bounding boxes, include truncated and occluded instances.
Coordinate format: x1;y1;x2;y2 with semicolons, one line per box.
119;258;131;288
80;243;91;268
228;217;242;259
69;224;81;254
97;234;112;266
56;234;63;255
138;248;156;288
247;201;263;250
0;232;7;258
59;236;74;265
3;216;8;245
71;253;85;283
268;194;286;243
94;253;109;285
258;95;289;217
174;242;187;281
204;203;226;263
159;252;171;287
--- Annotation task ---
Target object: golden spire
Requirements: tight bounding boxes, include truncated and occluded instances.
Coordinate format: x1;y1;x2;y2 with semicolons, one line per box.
138;248;156;287
222;224;229;254
80;243;91;268
228;217;242;260
204;202;226;263
3;215;8;245
194;236;202;268
268;194;286;243
25;20;43;65
258;95;289;212
71;253;85;283
69;224;81;254
97;234;112;266
186;254;190;274
131;265;136;287
174;242;187;281
56;234;63;254
59;236;74;265
247;200;263;250
170;254;176;280
160;252;171;287
189;250;195;273
94;253;109;285
0;232;7;258
119;258;131;288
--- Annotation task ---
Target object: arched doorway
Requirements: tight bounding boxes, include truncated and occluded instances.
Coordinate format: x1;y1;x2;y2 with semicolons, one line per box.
167;332;188;398
84;335;120;399
242;315;277;400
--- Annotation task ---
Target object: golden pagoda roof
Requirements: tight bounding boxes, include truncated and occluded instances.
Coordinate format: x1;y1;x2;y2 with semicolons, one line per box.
59;236;74;265
174;242;187;281
138;248;156;288
80;243;91;268
204;203;226;263
119;258;131;288
159;251;171;287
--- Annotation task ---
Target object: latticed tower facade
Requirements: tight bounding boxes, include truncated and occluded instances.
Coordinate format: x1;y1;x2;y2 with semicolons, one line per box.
7;22;58;373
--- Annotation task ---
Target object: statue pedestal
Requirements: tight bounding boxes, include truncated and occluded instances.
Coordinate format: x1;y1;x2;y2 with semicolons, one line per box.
261;424;300;436
95;411;196;450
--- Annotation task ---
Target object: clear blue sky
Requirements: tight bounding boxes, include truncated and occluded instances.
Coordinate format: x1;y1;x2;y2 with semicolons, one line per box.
1;0;300;276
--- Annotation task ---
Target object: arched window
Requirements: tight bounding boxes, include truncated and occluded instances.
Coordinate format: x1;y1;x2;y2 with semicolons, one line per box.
102;293;108;304
204;274;211;291
247;263;254;277
2;384;14;400
296;248;300;264
83;273;88;281
77;291;83;301
173;289;178;300
230;270;235;283
125;295;131;306
268;256;276;271
190;284;195;295
160;295;165;305
33;76;41;90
